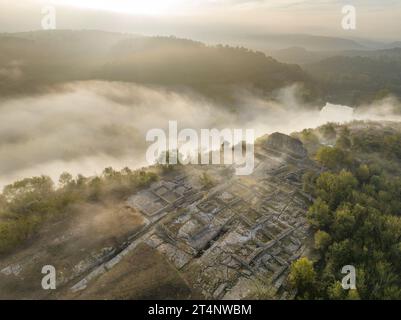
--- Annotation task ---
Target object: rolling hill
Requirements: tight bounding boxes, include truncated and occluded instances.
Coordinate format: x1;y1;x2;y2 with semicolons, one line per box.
0;30;317;104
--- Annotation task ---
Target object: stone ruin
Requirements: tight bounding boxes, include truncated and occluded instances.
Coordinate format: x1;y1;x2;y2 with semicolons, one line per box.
61;132;318;299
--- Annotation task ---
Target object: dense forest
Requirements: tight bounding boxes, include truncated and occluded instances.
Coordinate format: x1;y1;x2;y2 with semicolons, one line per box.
2;30;401;106
305;55;401;105
289;122;401;299
0;31;317;104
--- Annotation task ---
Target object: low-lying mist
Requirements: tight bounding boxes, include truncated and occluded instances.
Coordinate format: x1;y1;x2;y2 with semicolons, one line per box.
1;80;400;188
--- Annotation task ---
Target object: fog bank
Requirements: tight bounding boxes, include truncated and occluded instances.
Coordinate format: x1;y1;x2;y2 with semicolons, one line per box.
1;80;400;188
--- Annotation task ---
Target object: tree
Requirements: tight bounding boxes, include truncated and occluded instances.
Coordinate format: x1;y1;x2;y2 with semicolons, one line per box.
347;289;361;300
307;198;332;229
326;240;354;272
103;167;116;179
356;164;370;184
327;281;346;300
59;172;73;188
302;171;318;195
332;206;357;240
288;257;317;299
3;176;55;216
3;176;54;202
327;281;360;300
88;177;103;201
315;170;358;209
314;230;332;252
316;146;351;170
300;129;320;146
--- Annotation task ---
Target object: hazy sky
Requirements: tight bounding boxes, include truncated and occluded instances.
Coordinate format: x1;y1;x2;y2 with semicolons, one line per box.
0;0;400;40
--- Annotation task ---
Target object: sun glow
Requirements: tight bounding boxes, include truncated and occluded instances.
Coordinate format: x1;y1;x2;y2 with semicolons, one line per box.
50;0;188;15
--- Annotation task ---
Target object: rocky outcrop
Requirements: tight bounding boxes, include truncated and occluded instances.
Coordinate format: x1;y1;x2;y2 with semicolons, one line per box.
265;132;307;159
